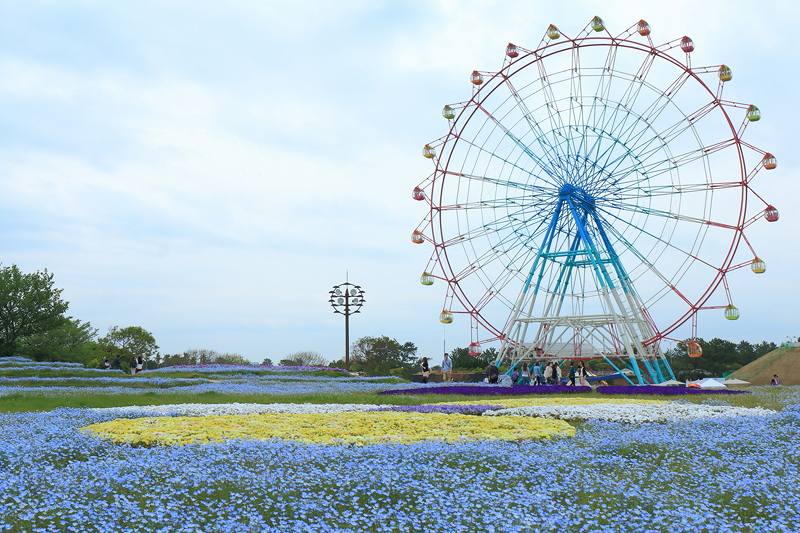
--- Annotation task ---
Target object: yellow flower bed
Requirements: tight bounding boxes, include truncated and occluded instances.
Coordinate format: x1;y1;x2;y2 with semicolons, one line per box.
83;411;574;446
437;397;667;409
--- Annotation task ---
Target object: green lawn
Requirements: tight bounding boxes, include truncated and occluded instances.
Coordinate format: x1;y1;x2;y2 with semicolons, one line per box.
0;387;787;413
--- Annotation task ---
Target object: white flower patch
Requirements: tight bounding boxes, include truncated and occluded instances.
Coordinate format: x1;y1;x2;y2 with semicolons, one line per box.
483;402;775;423
87;402;386;418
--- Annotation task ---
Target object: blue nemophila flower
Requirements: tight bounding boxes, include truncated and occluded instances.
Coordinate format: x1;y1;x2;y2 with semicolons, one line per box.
0;389;798;531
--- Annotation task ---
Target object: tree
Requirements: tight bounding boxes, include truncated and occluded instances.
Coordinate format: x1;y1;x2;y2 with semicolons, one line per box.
158;349;250;368
99;326;159;366
16;317;103;366
0;265;69;355
346;336;417;375
666;337;778;380
449;346;497;370
261;357;274;366
284;351;328;366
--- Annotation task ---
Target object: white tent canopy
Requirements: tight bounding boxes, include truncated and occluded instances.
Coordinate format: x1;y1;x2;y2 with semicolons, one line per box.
693;378;727;389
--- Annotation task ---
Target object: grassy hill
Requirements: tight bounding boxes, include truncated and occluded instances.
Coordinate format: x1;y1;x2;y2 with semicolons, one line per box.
730;346;800;385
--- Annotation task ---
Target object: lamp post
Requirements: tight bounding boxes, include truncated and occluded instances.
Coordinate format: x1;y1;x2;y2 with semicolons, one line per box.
329;281;365;370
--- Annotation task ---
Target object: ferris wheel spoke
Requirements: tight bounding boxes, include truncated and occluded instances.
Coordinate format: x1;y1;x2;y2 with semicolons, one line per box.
466;231;535;311
567;46;587;177
602;68;657;141
450;215;553;282
611;71;692;155
610;180;743;202
595;211;710;306
442;170;554;196
608;139;736;186
501;75;568;181
441;200;555;248
588;45;619;129
595;205;723;272
582;104;635;176
601;200;736;230
534;60;570;162
612;103;720;178
441;214;521;247
437;194;543;212
587;57;657;166
475;102;562;184
450;138;560;190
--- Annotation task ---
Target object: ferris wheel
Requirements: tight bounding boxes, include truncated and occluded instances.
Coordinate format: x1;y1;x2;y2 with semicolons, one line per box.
411;17;778;384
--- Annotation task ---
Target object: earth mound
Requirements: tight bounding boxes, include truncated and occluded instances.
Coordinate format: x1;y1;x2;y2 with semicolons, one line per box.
731;346;800;385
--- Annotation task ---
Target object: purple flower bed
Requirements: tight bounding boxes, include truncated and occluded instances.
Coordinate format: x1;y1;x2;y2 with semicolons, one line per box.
596;386;748;395
379;404;504;415
380;385;592;396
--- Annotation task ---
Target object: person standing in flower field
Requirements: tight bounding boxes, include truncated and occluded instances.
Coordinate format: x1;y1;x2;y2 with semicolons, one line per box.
441;353;452;382
484;362;499;384
579;362;589;387
420;357;431;383
551;363;562;385
568;363;577;386
518;362;530;385
770;374;781;386
533;360;543;385
543;363;553;385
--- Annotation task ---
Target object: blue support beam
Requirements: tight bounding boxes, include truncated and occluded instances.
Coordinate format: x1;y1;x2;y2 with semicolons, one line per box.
602;356;635;385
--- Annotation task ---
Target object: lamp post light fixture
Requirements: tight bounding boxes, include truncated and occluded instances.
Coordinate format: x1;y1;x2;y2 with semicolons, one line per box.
329;281;365;370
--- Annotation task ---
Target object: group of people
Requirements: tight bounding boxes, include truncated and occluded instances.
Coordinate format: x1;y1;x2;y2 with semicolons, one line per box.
419;354;454;384
420;353;591;387
100;355;145;374
485;360;590;386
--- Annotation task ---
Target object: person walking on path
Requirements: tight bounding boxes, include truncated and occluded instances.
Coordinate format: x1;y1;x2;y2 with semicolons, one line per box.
553;363;563;385
420;357;431;383
441;353;453;382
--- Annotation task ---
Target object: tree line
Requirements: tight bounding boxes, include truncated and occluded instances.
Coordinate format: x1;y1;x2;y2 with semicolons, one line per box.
0;263;783;376
665;338;777;380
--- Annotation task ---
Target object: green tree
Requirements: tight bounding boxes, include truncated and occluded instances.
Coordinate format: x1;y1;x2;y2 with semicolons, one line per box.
449;346;497;370
99;326;159;368
0;265;69;355
667;337;778;380
16;317;104;366
282;351;328;366
159;349;250;368
344;336;417;375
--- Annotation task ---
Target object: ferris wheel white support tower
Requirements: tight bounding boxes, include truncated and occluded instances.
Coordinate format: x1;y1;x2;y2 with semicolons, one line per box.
496;184;676;384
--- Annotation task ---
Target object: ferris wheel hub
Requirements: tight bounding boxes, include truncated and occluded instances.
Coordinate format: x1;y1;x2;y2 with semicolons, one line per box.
558;183;595;208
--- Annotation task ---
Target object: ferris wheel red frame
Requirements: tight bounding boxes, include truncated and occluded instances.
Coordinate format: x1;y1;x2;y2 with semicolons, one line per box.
412;17;778;359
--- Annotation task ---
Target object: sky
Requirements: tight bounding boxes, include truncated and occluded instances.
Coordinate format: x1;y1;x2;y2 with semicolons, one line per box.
0;0;797;363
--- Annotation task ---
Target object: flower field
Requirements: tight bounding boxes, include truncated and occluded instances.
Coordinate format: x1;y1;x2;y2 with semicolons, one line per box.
1;359;799;531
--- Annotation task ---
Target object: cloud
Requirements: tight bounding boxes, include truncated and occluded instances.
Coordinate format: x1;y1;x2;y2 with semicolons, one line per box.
0;1;797;361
